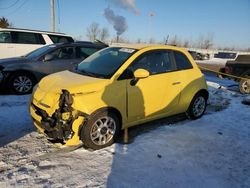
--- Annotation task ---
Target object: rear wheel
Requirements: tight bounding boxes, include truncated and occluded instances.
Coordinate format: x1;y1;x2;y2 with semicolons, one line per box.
8;72;36;94
239;76;250;94
80;111;120;150
186;93;207;120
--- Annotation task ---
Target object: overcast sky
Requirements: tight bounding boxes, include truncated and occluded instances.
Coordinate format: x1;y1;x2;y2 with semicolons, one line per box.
0;0;249;49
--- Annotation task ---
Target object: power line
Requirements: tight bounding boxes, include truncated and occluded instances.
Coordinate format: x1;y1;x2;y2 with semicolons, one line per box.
6;0;29;16
0;0;20;9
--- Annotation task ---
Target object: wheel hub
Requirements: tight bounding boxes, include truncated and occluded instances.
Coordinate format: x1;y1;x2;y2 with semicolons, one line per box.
100;127;108;135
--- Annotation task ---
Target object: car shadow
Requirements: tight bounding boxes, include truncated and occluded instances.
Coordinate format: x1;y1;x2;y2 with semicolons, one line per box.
116;113;187;144
0;94;36;147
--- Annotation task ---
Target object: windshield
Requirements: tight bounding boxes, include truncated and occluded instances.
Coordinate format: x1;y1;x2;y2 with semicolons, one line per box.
24;45;57;59
76;47;137;78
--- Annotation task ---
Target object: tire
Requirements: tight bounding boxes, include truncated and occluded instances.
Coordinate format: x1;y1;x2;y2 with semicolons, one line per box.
239;76;250;94
80;110;121;150
186;92;207;120
8;72;36;95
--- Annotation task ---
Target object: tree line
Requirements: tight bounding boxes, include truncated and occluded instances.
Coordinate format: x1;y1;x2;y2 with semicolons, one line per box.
1;17;248;51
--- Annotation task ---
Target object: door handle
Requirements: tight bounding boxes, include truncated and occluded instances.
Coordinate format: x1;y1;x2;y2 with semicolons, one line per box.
172;81;181;85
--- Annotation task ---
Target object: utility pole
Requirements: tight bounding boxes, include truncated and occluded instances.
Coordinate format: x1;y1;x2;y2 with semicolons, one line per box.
50;0;55;32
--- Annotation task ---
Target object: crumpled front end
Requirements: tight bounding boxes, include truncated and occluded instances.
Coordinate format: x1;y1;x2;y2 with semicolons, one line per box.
30;88;88;146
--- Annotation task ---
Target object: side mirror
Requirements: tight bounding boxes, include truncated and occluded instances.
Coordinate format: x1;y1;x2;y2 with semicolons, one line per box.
134;69;150;79
44;54;54;62
130;69;149;86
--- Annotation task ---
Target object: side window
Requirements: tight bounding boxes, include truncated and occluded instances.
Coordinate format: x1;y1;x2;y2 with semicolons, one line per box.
48;34;74;43
0;31;12;43
12;32;45;44
131;50;175;75
76;47;99;59
174;51;193;70
47;47;75;60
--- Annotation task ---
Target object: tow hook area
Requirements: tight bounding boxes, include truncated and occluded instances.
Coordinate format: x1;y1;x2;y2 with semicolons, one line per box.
38;90;88;145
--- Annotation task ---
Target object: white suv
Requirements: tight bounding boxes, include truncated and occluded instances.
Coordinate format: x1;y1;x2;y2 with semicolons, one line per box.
0;28;74;59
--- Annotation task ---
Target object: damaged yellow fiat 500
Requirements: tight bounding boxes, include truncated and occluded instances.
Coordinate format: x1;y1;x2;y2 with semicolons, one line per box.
30;44;208;150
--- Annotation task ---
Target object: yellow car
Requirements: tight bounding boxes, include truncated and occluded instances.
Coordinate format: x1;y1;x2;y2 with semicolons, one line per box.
30;44;208;150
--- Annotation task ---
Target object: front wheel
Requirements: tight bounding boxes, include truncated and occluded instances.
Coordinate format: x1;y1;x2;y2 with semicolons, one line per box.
80;111;121;150
186;93;207;120
8;72;36;94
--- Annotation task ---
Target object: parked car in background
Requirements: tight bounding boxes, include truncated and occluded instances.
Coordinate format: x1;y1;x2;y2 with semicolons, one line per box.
30;44;208;150
214;52;237;59
188;50;210;60
219;54;250;94
0;41;108;94
0;28;74;59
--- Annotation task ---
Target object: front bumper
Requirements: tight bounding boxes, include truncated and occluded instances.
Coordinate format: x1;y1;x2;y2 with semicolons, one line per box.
30;100;87;146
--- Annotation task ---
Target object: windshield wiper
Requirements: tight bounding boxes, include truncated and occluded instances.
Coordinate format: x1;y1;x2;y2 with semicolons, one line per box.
77;69;96;77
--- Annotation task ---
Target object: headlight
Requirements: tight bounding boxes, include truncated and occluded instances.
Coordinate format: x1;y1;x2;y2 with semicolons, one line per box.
32;84;38;92
30;84;38;102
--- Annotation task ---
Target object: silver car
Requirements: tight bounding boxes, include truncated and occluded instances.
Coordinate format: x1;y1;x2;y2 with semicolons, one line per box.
0;42;107;94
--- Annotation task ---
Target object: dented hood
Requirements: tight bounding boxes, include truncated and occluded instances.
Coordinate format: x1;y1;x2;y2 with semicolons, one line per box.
38;70;109;94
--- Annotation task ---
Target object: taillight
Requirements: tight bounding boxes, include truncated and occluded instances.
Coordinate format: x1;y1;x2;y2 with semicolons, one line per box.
224;66;231;74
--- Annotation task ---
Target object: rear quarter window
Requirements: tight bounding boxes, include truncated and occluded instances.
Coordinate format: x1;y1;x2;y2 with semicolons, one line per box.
174;51;193;70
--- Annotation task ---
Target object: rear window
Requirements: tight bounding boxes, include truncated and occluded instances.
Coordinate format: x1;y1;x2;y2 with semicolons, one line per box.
235;55;250;62
11;31;45;44
214;52;236;59
174;51;193;70
76;46;101;58
48;34;74;43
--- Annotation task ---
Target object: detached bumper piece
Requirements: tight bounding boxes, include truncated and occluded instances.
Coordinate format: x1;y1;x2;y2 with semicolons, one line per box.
31;90;88;146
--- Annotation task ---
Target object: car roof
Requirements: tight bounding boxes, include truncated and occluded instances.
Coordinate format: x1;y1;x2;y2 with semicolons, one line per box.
110;43;183;51
48;41;108;48
0;27;71;37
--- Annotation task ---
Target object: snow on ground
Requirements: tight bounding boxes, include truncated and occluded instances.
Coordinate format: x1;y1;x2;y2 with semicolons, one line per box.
0;76;250;188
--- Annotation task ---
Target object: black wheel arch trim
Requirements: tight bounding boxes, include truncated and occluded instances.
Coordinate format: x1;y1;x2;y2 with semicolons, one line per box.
6;70;38;84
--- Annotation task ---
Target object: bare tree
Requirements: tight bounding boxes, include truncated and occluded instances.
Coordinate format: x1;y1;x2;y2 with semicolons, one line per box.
136;38;142;43
0;17;12;28
196;33;214;49
183;40;190;48
148;38;155;44
196;35;204;48
169;35;180;46
112;36;130;43
86;22;100;41
99;27;110;41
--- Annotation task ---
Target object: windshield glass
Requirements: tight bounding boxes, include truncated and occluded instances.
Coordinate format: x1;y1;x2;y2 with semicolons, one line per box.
24;45;57;59
76;47;137;78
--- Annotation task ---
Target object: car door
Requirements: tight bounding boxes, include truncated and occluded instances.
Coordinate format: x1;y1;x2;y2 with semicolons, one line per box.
0;31;16;58
126;50;182;123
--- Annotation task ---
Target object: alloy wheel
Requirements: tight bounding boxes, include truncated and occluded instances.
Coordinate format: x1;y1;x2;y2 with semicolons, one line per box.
13;75;33;93
90;116;116;146
192;96;206;117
